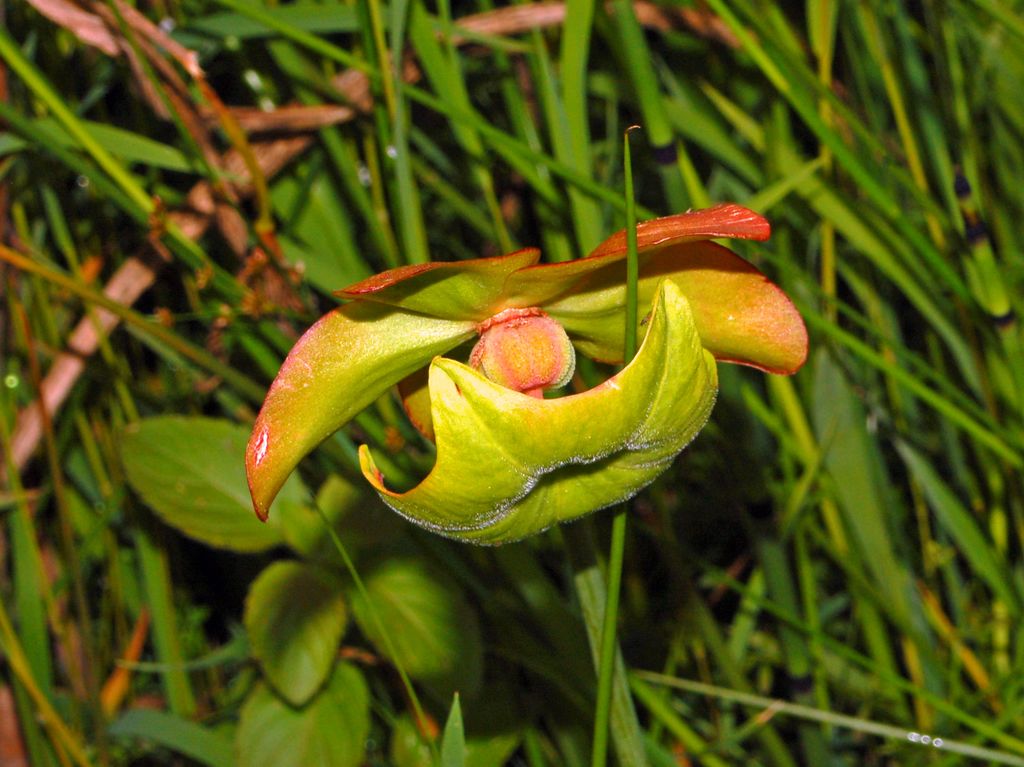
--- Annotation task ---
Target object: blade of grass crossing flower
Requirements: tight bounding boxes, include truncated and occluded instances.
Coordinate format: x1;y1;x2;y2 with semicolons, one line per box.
593;128;644;767
440;694;466;767
592;509;628;767
564;524;647;767
623;129;640;363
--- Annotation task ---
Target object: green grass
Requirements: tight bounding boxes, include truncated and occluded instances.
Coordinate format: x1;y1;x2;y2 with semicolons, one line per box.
2;1;1023;765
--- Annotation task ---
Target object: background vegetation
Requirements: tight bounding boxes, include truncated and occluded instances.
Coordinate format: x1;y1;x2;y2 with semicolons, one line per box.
2;0;1023;765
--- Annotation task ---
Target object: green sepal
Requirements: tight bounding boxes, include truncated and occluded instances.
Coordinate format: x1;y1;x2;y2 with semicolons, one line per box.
243;561;347;707
359;280;718;544
247;302;475;520
336;248;541;320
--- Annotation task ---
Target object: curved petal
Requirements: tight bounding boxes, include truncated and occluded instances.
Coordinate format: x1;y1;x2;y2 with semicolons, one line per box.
544;241;808;374
334;248;541;320
502;203;770;307
589;202;770;257
359;280;718;545
247;303;476;520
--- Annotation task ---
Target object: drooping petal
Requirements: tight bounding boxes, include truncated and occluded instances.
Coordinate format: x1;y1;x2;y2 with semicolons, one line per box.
359;280;718;545
335;248;541;320
501;203;770;307
247;303;476;520
543;241;808;374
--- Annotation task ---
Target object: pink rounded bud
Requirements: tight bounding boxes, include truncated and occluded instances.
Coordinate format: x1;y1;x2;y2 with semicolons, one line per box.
469;308;576;398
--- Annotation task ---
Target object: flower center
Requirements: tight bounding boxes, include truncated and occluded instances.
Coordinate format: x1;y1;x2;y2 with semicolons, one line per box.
469;308;576;398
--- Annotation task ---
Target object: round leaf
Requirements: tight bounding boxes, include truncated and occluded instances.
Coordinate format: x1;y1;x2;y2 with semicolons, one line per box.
350;556;482;699
237;663;369;767
244;561;347;706
121;417;306;552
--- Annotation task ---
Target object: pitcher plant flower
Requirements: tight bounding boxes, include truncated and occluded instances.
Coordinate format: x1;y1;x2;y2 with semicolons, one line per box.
246;204;807;544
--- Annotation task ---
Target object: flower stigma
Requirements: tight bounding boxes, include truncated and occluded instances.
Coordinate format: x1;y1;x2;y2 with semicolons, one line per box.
469;308;576;398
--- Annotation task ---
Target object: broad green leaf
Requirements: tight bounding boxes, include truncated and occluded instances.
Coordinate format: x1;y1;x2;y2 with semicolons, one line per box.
109;709;234;767
122;417;306;552
441;694;466;767
237;664;370;767
350;556;483;699
244;561;347;706
360;280;718;544
247;303;475;521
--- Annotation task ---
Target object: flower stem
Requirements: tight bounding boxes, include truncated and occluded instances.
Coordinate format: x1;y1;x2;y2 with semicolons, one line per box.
591;126;646;767
623;126;642;363
591;510;630;766
564;523;647;767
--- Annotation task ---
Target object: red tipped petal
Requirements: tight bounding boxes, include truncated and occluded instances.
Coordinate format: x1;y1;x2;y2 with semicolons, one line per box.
588;203;770;259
